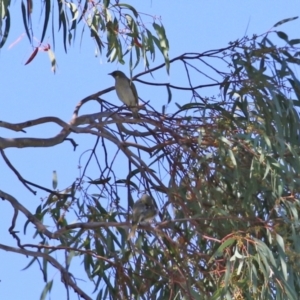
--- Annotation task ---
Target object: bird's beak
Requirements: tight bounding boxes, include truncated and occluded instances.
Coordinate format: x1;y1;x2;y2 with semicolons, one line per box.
108;72;112;76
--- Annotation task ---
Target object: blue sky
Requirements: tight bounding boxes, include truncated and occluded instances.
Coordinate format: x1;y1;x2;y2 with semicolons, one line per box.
1;1;300;299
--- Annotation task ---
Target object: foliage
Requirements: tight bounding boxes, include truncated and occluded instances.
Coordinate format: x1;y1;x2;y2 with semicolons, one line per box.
0;0;169;73
1;15;300;300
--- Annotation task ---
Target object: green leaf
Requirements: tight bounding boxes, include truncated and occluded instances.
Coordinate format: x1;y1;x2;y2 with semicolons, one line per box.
146;29;155;59
52;171;58;190
0;8;9;48
288;78;300;101
88;177;111;185
273;16;298;28
23;218;31;235
275;234;286;279
262;159;270;180
237;259;244;275
221;76;230;100
133;41;140;69
78;0;88;23
228;149;237;167
103;0;110;8
117;3;139;18
141;33;149;69
166;85;172;104
153;23;169;50
21;2;31;43
42;245;49;282
210;238;236;261
40;280;53;300
224;259;231;287
276;31;289;42
66;250;76;268
40;0;50;43
153;23;170;73
219;136;232;146
289;38;300;46
21;257;37;271
66;2;78;31
57;1;67;52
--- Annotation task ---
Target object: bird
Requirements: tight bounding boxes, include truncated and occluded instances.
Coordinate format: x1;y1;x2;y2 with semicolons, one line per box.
128;194;158;240
108;70;140;118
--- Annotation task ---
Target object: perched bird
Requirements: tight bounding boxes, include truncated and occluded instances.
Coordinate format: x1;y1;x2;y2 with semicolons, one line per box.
109;70;139;118
128;194;158;240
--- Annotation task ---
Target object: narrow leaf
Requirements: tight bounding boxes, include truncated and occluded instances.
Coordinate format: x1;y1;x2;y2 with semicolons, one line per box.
276;31;289;42
21;257;37;271
166;85;172;104
273;16;298;28
289;38;300;46
0;10;11;48
24;47;39;65
118;3;139;18
221;76;230;100
40;280;53;300
21;1;31;43
153;23;170;73
40;0;50;43
210;238;236;260
52;170;58;190
276;234;288;281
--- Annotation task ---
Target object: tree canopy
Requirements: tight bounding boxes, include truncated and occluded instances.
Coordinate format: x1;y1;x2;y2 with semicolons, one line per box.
0;0;169;73
1;2;300;299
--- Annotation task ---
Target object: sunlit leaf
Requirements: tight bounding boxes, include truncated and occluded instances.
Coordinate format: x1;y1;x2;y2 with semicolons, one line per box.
153;23;170;73
66;2;78;31
47;48;57;73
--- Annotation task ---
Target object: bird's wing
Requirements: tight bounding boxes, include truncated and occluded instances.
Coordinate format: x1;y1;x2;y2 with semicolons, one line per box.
130;80;139;103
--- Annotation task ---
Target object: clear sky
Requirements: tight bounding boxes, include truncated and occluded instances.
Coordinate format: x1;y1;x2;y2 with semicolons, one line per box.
1;1;300;299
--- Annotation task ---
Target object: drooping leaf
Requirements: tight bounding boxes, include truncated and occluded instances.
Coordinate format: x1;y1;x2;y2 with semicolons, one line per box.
24;47;39;65
40;0;50;43
153;23;170;73
117;3;139;18
0;8;10;48
40;280;53;300
21;1;31;43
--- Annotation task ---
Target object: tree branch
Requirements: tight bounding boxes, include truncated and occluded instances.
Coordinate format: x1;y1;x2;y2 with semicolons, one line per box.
0;243;92;300
0;190;57;239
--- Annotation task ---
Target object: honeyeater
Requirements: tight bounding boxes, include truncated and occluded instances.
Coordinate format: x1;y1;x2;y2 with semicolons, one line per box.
109;70;139;118
128;194;157;240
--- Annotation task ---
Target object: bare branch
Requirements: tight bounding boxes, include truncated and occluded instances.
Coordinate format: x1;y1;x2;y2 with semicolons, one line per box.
0;243;92;300
0;190;56;239
0;149;37;194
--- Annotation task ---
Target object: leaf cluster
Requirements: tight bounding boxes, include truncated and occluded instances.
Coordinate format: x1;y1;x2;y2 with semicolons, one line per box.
0;0;169;73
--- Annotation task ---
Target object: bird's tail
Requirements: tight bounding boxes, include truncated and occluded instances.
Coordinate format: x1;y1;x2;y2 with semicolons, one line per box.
127;224;137;240
131;108;140;119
